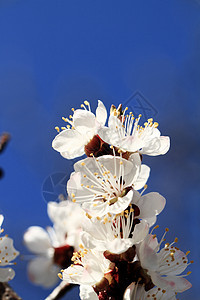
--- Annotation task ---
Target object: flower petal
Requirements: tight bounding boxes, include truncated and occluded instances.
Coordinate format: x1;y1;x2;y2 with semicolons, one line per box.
52;129;85;159
24;226;52;254
73;109;96;134
0;268;15;282
27;256;59;288
131;220;149;244
133;164;150;190
80;285;98;300
95;100;107;126
141;136;170;156
150;272;192;292
138;192;166;221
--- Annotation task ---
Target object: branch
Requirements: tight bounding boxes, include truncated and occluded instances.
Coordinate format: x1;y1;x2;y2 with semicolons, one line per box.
45;281;75;300
0;282;22;299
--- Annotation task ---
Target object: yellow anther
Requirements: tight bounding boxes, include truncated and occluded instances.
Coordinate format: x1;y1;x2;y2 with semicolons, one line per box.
81;162;85;166
72;199;76;203
58;273;63;279
62;117;67;122
79;244;84;249
165;228;169;232
55;126;60;132
187;271;192;275
186;251;190;256
61;127;66;130
71;108;75;111
71;193;75;197
144;184;148;189
84;100;89;105
154;122;159;127
96;216;101;220
174;237;178;243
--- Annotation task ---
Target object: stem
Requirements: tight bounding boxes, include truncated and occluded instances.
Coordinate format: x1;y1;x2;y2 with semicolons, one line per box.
45;282;75;300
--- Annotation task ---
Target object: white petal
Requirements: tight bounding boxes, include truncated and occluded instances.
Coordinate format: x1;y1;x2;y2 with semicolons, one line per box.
158;248;189;276
131;220;149;244
133;164;150;190
80;285;98;300
24;226;52;254
106;238;134;254
0;268;15;282
67;172;94;203
138;192;166;221
81;231;105;251
0;236;19;266
95;100;107;126
73;109;96;133
108;190;133;215
141;136;170;156
27;256;59;288
146;287;176;300
137;238;158;271
150;272;192;292
0;215;4;228
63;264;102;286
82;201;108;217
52;129;85;159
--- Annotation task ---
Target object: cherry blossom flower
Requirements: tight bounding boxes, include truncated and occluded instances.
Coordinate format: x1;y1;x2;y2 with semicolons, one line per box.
61;249;110;287
67;153;150;217
24;201;85;288
136;232;192;294
0;215;19;282
52;100;107;159
98;110;170;156
80;210;149;254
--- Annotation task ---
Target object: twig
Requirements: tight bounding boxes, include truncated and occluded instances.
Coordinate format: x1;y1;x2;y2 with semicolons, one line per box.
44;282;75;300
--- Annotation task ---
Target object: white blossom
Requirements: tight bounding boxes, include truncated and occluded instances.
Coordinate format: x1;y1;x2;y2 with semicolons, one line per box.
136;233;192;293
98;112;170;156
61;249;110;286
24;201;85;287
67;154;150;217
52;100;107;159
80;210;149;254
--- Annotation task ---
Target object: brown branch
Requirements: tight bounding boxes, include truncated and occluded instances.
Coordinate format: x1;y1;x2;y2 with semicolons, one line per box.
45;282;75;300
0;282;22;300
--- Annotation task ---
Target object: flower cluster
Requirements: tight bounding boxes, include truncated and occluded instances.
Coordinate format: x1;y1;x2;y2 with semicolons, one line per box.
31;100;192;299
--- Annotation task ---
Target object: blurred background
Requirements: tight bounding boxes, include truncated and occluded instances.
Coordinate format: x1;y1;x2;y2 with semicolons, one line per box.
0;0;200;299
